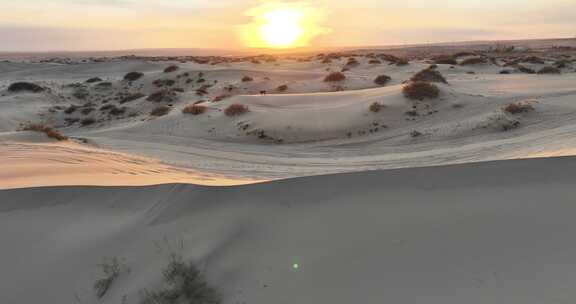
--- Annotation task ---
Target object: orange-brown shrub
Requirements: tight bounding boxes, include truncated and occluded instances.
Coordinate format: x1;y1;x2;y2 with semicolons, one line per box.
241;76;254;82
402;81;440;100
276;84;289;92
460;57;487;65
182;105;207;115
503;101;535;114
410;67;447;83
163;65;179;73
20;123;67;141
324;72;346;82
224;104;249;117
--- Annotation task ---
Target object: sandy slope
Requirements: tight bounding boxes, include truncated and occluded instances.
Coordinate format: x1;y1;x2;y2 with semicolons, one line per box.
3;157;576;303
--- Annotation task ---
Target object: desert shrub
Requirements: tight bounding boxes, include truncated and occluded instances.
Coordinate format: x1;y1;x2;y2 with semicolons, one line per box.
109;106;128;116
521;56;545;64
81;118;96;126
453;51;476;58
94;257;129;299
224;104;249;117
345;58;360;67
410;130;423;138
139;254;220;304
369;102;384;113
119;93;145;104
517;65;536;74
321;58;332;64
241;76;254;82
368;59;382;64
73;88;90;100
460;57;487;65
499;70;512;74
402;81;440;100
164;65;179;73
147;90;178;103
276;84;289;92
86;77;103;83
150;106;172;117
432;55;457;65
124;72;144;82
7;82;45;93
537;66;561;74
410;67;447;83
324;72;346;82
503;100;536;114
182;105;207;115
20;123;67;141
394;57;409;66
95;82;113;89
374;75;391;86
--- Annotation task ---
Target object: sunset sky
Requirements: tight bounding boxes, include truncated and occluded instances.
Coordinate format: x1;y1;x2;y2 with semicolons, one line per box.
2;0;575;51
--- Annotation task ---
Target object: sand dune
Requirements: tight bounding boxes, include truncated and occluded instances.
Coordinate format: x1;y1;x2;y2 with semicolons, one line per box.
3;157;576;303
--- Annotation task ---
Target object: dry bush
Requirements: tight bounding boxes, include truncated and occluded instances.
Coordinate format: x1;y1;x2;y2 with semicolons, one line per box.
7;82;45;93
123;72;144;82
521;56;545;64
147;90;178;103
20;123;67;141
432;55;457;65
119;93;145;104
163;65;180;73
139;254;220;304
410;67;447;83
452;51;476;58
460;57;487;65
81;118;96;126
182;105;207;115
85;77;103;83
537;66;561;74
368;59;382;64
369;102;384;113
324;72;346;82
150;106;172;117
224;104;249;117
503;100;536;114
402;81;440;100
94;257;130;299
374;75;391;86
517;65;536;74
241;76;254;82
276;84;289;92
64;104;79;114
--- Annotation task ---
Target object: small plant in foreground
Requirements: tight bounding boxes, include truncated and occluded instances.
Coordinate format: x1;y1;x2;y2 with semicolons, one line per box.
20;123;67;141
224;104;249;117
139;254;220;304
94;257;130;299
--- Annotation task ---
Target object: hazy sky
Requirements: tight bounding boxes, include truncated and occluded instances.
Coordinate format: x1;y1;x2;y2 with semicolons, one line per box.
1;0;575;51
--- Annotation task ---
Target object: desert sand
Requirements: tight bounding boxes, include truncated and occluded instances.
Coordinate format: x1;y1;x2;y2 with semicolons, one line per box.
1;39;576;303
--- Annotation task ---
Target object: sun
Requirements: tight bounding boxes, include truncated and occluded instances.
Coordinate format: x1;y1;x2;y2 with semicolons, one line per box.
239;2;330;49
260;8;305;48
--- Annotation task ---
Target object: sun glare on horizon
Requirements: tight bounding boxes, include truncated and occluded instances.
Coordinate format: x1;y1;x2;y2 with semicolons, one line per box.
239;1;330;49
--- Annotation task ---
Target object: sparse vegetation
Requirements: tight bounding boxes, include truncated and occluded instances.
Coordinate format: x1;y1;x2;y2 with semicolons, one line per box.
94;257;130;299
124;72;144;82
537;66;561;74
150;106;172;117
432;55;457;65
241;76;254;82
182;104;207;115
402;81;440;100
164;65;180;73
460;57;487;65
139;254;220;304
369;102;384;113
81;118;96;126
86;77;103;83
373;75;391;86
324;72;346;82
20;123;67;141
410;67;447;83
224;104;249;117
7;82;45;93
276;84;289;92
503;100;536;114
